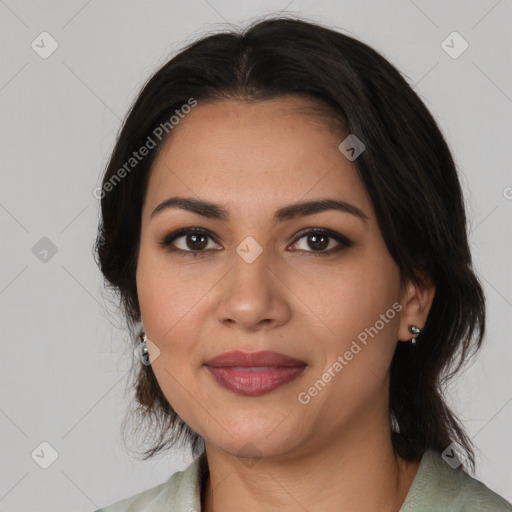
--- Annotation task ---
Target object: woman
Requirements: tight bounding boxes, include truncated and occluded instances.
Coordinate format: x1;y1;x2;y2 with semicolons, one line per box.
93;16;512;511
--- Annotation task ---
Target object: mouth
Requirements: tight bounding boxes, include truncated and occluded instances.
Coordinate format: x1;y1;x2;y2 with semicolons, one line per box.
203;350;307;397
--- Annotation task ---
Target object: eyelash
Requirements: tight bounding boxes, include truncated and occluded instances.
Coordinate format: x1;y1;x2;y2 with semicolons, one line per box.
159;227;354;258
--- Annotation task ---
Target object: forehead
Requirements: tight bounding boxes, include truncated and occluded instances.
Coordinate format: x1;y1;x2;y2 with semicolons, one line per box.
144;97;370;220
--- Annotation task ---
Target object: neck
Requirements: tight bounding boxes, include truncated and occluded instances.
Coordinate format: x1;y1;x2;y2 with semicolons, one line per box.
200;421;420;512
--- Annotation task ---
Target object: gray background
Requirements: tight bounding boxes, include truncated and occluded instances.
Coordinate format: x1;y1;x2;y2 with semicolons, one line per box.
0;0;511;510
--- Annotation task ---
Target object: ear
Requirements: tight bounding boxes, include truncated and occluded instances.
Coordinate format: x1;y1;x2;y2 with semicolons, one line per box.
397;274;436;342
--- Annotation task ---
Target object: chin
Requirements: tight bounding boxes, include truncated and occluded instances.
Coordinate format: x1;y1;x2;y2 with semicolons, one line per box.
204;425;301;461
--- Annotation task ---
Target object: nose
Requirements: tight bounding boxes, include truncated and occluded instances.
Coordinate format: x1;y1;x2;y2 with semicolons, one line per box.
214;247;292;332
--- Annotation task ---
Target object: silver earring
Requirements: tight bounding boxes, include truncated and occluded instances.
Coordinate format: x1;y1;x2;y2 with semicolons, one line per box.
390;411;400;434
140;332;150;365
408;325;422;344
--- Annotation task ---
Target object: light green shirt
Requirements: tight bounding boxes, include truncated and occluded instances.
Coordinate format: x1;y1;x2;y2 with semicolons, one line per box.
95;449;512;511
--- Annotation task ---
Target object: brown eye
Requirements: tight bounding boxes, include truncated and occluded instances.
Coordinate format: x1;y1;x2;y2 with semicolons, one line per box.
289;229;353;255
160;228;222;255
183;233;208;250
306;233;329;251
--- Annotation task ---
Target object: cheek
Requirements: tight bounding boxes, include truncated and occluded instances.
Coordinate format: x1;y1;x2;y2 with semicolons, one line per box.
136;242;207;337
288;252;402;399
136;253;210;427
290;255;400;338
136;249;221;393
293;267;400;422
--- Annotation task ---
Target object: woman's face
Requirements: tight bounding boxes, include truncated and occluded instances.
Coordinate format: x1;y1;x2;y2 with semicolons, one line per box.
136;96;423;459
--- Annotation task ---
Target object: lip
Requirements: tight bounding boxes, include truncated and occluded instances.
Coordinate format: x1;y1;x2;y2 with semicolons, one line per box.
204;350;307;397
204;350;306;368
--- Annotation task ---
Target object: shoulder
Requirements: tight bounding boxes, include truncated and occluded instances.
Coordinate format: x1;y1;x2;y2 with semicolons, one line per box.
401;450;512;511
93;453;205;512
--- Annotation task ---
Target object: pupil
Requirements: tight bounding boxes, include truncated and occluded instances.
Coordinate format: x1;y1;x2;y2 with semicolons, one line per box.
309;234;328;251
187;234;207;250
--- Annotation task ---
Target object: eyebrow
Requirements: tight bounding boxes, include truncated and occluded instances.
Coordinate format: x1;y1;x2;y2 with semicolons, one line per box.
150;197;369;224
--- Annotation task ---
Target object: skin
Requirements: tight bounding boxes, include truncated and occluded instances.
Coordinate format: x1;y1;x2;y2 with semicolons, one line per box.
136;96;436;512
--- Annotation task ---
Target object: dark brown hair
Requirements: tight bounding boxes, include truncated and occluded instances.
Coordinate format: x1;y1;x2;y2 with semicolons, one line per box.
94;15;485;470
